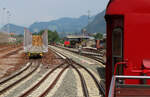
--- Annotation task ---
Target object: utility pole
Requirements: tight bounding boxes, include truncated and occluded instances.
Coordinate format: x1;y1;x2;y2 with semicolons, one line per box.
2;8;6;32
86;10;91;35
88;10;91;25
7;10;10;34
82;10;91;36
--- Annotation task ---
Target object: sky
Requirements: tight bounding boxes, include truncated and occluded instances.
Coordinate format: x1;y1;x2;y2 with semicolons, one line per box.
0;0;109;27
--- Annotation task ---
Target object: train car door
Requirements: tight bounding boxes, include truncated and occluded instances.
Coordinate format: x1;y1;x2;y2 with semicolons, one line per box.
105;15;124;96
106;15;124;74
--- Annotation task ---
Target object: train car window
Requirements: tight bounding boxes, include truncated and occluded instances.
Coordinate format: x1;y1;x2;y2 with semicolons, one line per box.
112;27;123;75
112;28;122;57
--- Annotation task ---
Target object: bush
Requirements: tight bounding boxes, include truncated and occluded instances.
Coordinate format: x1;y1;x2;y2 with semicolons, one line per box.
94;32;103;40
39;30;60;44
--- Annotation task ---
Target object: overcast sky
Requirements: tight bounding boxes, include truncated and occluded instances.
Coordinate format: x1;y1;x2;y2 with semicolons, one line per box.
0;0;109;27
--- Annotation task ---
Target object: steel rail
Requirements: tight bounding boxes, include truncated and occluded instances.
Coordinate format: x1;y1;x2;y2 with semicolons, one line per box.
39;64;70;97
0;62;31;84
19;62;66;97
0;60;39;93
66;59;89;97
50;47;89;97
0;47;11;52
56;45;105;65
50;46;105;97
83;54;105;64
71;59;105;97
2;47;23;58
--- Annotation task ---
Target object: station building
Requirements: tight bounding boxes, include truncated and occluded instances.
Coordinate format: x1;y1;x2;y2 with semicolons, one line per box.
64;35;95;48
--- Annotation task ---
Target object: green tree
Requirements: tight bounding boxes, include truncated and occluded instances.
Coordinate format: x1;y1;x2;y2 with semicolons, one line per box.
18;34;24;37
39;30;60;43
94;32;103;40
32;32;39;35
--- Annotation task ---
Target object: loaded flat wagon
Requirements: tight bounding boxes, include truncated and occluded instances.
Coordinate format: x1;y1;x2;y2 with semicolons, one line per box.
24;28;48;58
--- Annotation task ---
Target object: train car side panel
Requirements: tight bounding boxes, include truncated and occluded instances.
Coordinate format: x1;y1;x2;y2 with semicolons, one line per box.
42;30;48;52
106;0;150;96
124;14;150;83
24;28;32;53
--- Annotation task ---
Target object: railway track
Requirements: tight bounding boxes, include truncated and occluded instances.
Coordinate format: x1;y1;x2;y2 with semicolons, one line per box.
0;47;69;97
12;47;105;97
0;60;40;97
82;47;104;54
82;53;105;64
0;47;10;51
0;47;23;58
0;46;105;97
71;60;105;96
51;47;105;97
18;62;68;97
0;62;31;85
56;45;106;64
2;47;23;58
0;45;19;52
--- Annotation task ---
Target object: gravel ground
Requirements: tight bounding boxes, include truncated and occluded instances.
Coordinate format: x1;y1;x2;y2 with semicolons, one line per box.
42;48;64;67
0;46;28;79
52;68;77;97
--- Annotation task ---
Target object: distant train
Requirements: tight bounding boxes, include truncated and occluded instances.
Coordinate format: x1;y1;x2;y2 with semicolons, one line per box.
64;39;80;48
64;35;94;48
24;28;48;58
64;40;70;47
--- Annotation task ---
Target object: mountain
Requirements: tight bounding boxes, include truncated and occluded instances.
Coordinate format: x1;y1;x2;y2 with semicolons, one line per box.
85;10;106;34
1;24;25;35
29;15;94;35
0;10;106;36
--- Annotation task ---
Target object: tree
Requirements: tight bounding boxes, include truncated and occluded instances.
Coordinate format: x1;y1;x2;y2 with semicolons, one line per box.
39;30;60;43
32;32;39;35
94;32;103;40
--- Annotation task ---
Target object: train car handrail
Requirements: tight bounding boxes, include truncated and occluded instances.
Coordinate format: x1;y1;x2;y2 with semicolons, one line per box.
108;76;116;97
114;61;128;75
115;75;150;79
108;75;150;97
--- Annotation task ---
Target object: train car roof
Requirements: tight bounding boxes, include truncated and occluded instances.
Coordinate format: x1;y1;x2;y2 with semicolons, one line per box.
106;0;150;15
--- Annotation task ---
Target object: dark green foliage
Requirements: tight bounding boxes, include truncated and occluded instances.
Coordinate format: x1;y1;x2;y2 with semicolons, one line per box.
39;30;60;43
94;32;103;40
17;34;24;37
32;32;39;35
59;39;64;44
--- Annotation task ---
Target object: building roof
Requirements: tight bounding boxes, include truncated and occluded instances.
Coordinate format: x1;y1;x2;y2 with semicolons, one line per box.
66;35;94;39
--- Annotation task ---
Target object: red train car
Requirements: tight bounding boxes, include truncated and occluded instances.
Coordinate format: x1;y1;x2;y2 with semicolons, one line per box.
105;0;150;97
64;40;70;47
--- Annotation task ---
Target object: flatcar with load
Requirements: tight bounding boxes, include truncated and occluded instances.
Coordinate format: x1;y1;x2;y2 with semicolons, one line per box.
24;28;48;58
